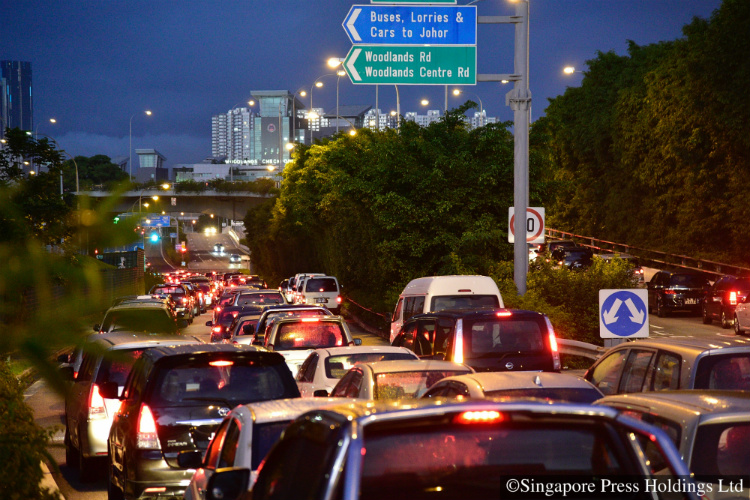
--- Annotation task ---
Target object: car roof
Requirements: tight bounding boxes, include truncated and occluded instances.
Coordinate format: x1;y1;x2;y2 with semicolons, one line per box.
274;315;344;325
409;308;546;321
598;390;750;416
237;397;362;424
106;301;171;312
361;359;472;374
437;371;600;392
86;331;201;348
141;343;268;362
315;346;418;357
605;336;750;355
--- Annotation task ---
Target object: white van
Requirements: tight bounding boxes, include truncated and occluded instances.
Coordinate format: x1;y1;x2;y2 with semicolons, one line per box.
389;275;504;342
299;275;342;314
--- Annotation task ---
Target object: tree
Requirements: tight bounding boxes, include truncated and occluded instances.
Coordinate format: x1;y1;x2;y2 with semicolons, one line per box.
62;154;129;191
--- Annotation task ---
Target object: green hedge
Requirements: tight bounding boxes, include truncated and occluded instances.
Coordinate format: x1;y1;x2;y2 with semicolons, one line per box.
0;362;60;500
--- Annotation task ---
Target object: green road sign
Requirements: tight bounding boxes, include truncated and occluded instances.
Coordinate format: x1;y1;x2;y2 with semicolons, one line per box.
344;45;476;85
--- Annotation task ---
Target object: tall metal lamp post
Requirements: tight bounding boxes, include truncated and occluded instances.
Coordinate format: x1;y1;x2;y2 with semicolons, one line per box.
451;89;484;127
129;110;153;181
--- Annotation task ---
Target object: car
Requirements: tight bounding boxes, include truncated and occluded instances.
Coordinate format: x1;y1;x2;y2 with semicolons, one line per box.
545;239;578;254
647;270;710;317
597;390;750;493
62;332;202;482
328;359;472;399
421;371;604;403
229;253;242;263
179;397;361;500
295;346;419;397
391;309;562;373
251;305;332;343
149;283;194;322
207;399;697;500
296;275;342;314
703;274;750;328
225;311;264;344
597;253;644;282
390;275;504;343
206;304;264;343
95;302;189;335
213;243;225;254
551;245;594;269
230;290;285;307
263;316;361;376
106;344;300;500
583;336;750;396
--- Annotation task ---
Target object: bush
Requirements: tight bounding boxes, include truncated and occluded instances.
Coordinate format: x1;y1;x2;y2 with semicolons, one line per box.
0;362;60;500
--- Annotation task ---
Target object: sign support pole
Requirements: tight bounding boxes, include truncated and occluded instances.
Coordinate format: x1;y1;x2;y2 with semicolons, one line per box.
507;0;531;296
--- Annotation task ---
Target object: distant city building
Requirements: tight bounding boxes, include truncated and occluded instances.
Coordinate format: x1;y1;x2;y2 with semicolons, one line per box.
0;60;33;139
135;148;168;183
172;163;278;183
364;109;399;131
405;109;443;127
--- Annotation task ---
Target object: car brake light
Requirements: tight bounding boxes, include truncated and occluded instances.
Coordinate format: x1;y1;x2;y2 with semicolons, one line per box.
458;289;472;293
209;360;234;367
454;410;504;424
137;404;160;449
730;291;738;305
545;317;562;371
144;487;167;494
215;306;222;313
302;318;321;322
496;311;512;317
182;297;188;304
88;384;107;420
337;296;342;304
212;326;222;333
663;290;677;295
454;319;464;364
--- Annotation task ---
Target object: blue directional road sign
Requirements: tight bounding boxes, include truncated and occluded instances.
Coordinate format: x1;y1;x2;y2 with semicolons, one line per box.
141;215;171;227
599;289;649;339
343;5;476;45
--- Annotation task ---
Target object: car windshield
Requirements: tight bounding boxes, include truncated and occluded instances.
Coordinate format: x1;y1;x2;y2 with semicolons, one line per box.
463;318;546;359
360;421;627;499
692;422;750;478
324;352;417;379
271;321;345;350
151;361;293;406
95;348;146;387
103;310;177;334
483;387;603;404
668;274;707;287
304;278;338;292
694;354;750;391
374;370;468;399
236;292;284;306
431;295;499;311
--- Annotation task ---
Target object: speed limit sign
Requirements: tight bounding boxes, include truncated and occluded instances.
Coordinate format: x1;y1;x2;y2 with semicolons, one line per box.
508;207;545;243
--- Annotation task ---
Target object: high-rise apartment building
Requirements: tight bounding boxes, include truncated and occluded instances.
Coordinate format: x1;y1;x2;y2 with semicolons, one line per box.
211;107;254;162
0;61;33;139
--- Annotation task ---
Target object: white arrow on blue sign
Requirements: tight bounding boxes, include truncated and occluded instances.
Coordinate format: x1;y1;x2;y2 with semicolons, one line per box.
343;5;476;45
599;289;649;339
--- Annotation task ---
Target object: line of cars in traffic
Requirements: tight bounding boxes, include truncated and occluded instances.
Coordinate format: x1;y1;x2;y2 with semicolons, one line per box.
57;269;750;500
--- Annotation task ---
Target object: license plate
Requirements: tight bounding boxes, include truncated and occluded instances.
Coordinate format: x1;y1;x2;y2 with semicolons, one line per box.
685;298;698;305
315;298;328;303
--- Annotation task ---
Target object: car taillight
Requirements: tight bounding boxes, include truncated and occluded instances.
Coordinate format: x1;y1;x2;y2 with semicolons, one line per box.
215;306;222;313
496;311;512;317
182;297;188;304
301;318;321;322
454;319;464;364
337;296;343;304
137;404;160;449
212;326;222;334
88;384;107;420
209;360;233;367
663;290;677;295
545;317;562;371
730;291;738;306
454;410;504;424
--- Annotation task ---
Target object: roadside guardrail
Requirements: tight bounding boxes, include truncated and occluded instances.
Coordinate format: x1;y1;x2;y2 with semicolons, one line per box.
557;339;605;361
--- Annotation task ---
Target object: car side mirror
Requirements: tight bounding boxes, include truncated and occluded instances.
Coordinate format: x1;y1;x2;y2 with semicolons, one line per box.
205;320;213;327
353;338;362;346
206;468;250;500
58;366;75;381
177;450;204;470
98;381;119;399
313;389;329;397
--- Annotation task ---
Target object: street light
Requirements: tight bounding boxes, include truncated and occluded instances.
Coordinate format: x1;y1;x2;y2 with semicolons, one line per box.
309;73;336;144
328;58;349;134
563;66;583;75
129;110;153;181
452;88;484;127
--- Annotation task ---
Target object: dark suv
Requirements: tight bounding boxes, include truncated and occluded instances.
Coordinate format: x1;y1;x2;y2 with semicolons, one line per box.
106;344;299;500
647;271;710;317
391;309;561;373
95;302;188;335
702;275;750;328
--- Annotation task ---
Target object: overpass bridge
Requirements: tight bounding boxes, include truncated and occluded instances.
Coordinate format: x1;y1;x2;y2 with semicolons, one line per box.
85;189;273;220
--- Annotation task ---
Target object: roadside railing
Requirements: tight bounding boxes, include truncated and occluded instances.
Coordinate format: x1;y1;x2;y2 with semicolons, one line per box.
557;339;605;361
547;228;750;278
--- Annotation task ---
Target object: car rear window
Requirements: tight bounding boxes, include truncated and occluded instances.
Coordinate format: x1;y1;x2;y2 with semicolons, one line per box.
152;286;184;295
251;421;291;470
305;278;338;293
692;422;750;478
95;348;146;386
150;359;296;407
431;295;499;311
237;293;284;306
272;321;345;350
668;274;707;287
374;370;469;399
694;354;750;390
324;352;417;379
360;421;627;498
463;318;546;359
236;319;259;336
104;309;177;334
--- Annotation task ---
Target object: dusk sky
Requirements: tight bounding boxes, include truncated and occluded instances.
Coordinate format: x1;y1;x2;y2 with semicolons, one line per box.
4;0;723;167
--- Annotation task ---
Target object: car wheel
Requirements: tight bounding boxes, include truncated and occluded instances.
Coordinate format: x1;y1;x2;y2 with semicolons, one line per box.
108;464;124;500
721;311;732;329
702;306;712;325
656;298;667;318
735;315;744;335
78;436;97;483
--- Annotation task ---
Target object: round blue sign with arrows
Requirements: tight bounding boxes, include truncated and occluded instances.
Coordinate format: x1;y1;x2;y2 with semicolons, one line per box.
599;289;649;339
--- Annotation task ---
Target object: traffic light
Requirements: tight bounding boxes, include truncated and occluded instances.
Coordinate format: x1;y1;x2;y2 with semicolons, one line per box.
149;233;160;243
113;216;120;224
